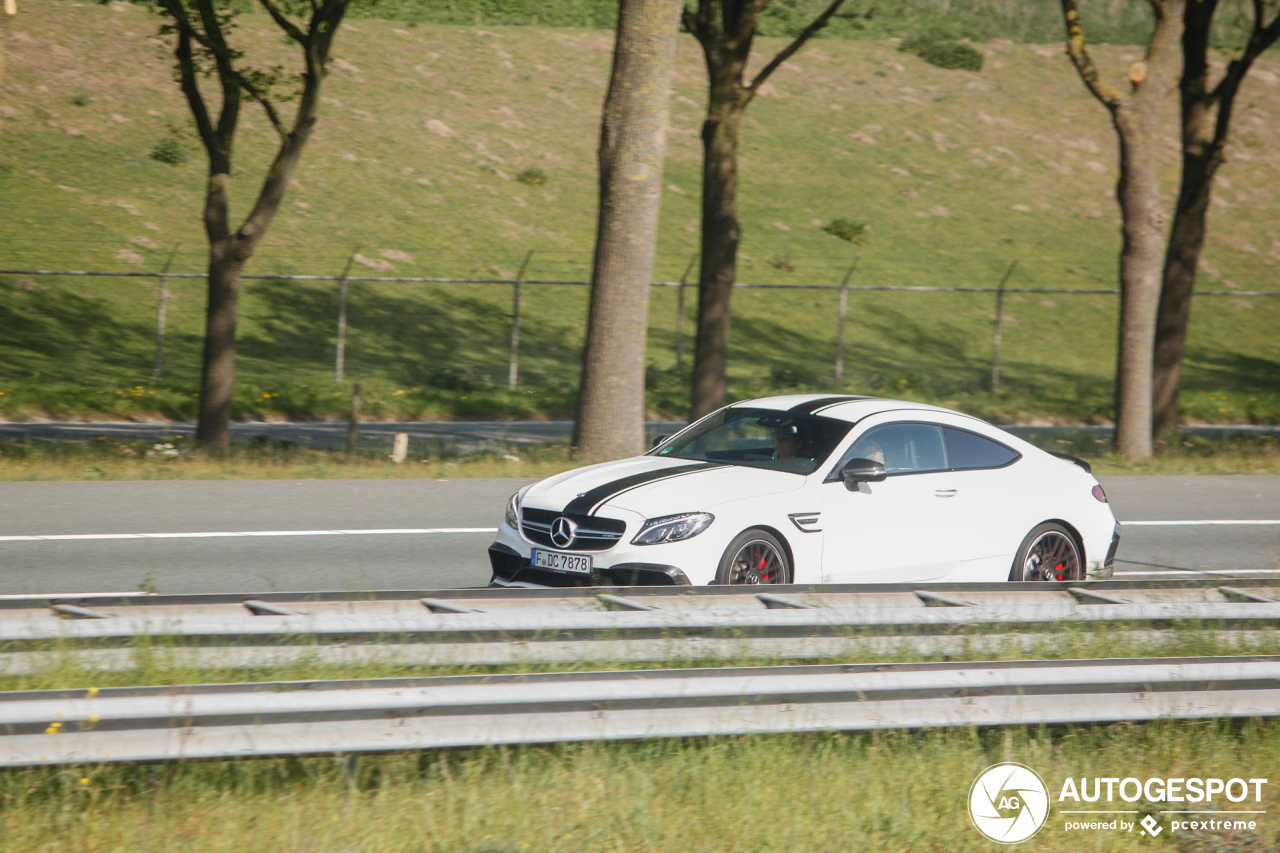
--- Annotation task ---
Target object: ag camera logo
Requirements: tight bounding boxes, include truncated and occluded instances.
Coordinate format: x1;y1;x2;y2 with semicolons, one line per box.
969;763;1050;844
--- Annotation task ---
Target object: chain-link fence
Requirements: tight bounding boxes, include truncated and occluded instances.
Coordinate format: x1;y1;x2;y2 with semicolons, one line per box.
2;243;1277;419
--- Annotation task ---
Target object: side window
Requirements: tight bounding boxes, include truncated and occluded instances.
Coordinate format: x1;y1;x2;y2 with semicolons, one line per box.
846;423;947;474
942;427;1020;470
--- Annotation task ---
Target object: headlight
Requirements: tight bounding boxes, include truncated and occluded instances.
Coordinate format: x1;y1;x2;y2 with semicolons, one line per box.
631;512;714;546
504;492;520;529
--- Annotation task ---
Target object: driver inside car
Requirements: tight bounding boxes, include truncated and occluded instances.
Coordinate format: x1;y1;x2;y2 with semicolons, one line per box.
772;426;802;460
852;440;886;466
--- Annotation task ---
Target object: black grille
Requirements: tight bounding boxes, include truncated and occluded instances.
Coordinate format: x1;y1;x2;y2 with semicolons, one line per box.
520;507;626;552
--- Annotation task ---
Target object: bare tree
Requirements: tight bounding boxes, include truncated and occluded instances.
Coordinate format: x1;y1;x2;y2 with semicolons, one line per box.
684;0;848;420
1059;0;1184;460
574;0;684;461
157;0;350;455
1152;0;1280;438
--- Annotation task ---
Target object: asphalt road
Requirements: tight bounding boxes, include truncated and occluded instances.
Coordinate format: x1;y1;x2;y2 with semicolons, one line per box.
0;476;1275;595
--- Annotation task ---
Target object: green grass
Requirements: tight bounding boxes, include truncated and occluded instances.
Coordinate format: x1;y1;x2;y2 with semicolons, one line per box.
1;700;1278;851
4;609;1279;849
343;0;1261;48
0;434;573;480
1;432;1276;481
1024;432;1280;476
5;621;1278;693
1;1;1278;425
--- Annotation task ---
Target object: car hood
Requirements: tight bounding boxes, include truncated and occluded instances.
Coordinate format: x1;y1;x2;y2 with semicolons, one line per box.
522;455;807;519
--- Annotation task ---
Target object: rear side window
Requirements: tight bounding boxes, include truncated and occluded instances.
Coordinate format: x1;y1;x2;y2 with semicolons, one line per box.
942;427;1020;470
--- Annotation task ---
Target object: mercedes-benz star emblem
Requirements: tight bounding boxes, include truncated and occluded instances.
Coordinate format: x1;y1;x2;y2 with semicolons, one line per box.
550;516;578;549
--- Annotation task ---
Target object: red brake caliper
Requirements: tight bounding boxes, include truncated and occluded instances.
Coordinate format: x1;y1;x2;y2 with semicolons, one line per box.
758;552;769;581
1054;562;1064;581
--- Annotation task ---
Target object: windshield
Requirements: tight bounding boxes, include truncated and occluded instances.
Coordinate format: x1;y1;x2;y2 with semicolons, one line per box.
652;407;852;474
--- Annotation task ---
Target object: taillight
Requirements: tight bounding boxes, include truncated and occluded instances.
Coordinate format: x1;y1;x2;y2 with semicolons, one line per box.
1092;484;1108;503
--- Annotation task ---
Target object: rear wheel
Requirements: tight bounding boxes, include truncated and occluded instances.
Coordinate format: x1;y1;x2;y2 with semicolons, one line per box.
716;529;791;585
1010;522;1082;582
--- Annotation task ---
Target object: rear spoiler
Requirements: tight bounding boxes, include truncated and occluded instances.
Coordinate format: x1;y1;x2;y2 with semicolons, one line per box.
1048;451;1092;474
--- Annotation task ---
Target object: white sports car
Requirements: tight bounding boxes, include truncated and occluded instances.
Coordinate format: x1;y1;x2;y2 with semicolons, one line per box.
488;395;1120;587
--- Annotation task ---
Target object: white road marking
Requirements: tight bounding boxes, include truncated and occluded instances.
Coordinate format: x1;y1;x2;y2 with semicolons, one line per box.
1122;520;1280;526
3;521;1273;541
1113;569;1280;577
0;591;153;600
0;528;498;543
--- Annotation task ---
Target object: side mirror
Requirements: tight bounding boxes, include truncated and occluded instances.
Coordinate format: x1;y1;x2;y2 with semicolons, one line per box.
840;457;887;490
650;434;669;449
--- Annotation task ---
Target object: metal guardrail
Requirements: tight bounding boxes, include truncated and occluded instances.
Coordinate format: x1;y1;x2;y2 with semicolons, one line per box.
7;577;1280;611
9;600;1280;643
2;581;1278;673
6;655;1279;767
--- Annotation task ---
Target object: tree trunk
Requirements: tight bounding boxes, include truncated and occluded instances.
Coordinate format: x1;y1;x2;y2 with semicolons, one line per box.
1110;112;1168;460
1152;152;1215;438
195;240;245;455
191;136;315;456
1151;0;1280;439
689;103;743;420
573;0;682;462
1060;0;1183;461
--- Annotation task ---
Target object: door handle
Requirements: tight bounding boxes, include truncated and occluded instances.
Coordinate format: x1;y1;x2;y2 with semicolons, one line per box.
934;489;957;498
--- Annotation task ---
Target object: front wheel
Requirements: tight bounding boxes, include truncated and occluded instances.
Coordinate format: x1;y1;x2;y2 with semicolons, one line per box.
1010;522;1082;582
716;529;792;585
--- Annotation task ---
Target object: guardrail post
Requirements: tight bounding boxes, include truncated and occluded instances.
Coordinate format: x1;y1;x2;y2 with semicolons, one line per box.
833;258;858;385
346;382;361;457
674;253;697;373
990;261;1017;392
508;250;534;391
334;249;358;387
151;242;181;382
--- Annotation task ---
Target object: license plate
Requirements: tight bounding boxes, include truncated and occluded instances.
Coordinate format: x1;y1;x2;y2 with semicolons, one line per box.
532;548;592;574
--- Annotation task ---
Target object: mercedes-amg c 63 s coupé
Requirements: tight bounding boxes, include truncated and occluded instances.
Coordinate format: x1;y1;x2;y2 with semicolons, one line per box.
488;395;1120;587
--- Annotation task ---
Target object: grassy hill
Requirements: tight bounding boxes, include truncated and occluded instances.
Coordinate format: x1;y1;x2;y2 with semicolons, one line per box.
0;0;1278;426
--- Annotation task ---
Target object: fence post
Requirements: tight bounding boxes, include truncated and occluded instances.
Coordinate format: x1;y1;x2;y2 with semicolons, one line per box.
151;242;181;382
674;253;697;373
508;250;534;391
346;382;362;457
833;258;859;385
391;432;408;464
990;260;1018;392
334;249;359;387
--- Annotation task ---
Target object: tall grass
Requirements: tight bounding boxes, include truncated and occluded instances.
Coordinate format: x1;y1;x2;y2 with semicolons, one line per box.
1;432;1276;481
2;722;1277;851
0;435;573;481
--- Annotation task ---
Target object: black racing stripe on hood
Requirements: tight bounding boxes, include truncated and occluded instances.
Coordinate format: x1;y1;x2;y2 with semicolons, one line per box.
564;462;729;516
786;396;869;415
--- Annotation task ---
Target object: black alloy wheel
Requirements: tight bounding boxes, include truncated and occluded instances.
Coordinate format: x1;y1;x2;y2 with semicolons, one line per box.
716;529;792;585
1011;522;1082;582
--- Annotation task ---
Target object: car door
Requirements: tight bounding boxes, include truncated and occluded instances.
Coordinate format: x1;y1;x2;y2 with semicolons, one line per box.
820;422;968;583
935;424;1026;579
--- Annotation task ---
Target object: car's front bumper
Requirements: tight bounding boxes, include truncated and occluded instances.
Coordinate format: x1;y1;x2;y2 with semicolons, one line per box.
488;542;691;587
